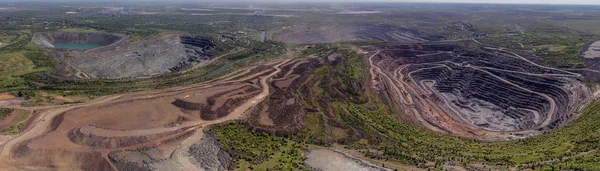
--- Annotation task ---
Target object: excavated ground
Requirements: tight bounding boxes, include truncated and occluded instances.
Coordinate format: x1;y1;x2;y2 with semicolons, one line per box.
273;24;437;44
2;40;593;169
33;32;218;79
364;42;592;140
0;59;297;170
246;58;317;134
304;148;392;171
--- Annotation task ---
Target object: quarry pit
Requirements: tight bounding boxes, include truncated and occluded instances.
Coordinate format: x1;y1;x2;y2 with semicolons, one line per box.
365;42;592;140
33;32;218;79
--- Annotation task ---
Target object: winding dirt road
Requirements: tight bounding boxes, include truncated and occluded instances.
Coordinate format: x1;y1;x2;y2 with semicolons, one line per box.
0;57;293;170
173;58;291;171
0;95;122;157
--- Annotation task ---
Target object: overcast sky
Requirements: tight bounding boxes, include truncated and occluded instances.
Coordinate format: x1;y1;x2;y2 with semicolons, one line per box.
266;0;600;5
375;0;600;5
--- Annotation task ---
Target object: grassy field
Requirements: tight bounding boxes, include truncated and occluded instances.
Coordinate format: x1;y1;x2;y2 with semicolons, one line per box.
210;123;307;170
0;52;34;90
0;30;57;92
549;19;600;35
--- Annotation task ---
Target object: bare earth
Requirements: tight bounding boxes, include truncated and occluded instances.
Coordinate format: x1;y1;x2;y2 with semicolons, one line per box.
304;148;392;171
0;58;293;170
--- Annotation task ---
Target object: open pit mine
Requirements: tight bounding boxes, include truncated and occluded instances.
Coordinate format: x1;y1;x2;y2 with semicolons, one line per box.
364;42;592;140
33;32;218;79
0;32;593;170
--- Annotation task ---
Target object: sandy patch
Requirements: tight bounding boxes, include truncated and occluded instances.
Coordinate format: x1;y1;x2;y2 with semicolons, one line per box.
258;105;275;126
0;94;15;101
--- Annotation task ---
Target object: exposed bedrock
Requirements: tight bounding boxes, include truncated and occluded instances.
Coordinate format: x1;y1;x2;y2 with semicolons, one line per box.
304;148;393;171
187;133;234;171
107;130;195;171
105;131;233;171
35;32;218;79
367;43;592;139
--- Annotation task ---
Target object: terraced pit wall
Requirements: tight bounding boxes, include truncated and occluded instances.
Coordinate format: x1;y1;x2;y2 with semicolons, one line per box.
365;42;592;140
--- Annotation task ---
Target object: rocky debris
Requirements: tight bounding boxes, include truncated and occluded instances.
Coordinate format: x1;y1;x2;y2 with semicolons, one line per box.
106;131;198;171
304;148;392;171
109;150;155;171
187;133;233;171
169;36;216;72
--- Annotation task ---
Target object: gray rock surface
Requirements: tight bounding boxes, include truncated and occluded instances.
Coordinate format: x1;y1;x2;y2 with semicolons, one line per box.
305;148;392;171
33;32;217;79
188;133;233;171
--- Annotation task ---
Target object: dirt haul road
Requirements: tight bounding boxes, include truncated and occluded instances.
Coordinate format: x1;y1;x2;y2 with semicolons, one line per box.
173;58;291;171
0;58;293;170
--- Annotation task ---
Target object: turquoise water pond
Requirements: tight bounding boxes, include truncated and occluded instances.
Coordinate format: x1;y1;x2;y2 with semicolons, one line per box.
52;43;103;50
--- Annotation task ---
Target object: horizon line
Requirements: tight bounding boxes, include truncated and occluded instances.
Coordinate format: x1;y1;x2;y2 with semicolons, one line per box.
0;0;599;6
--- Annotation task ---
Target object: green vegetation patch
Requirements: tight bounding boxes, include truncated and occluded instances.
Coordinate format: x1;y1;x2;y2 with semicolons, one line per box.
211;123;307;170
0;108;14;120
337;100;600;170
474;21;595;68
0;52;33;89
0;31;57;91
